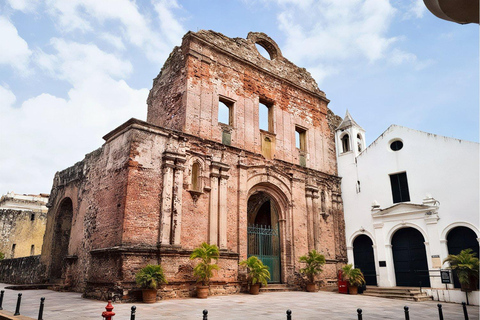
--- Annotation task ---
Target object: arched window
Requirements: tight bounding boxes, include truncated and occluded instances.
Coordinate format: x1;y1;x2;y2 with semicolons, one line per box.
341;134;350;153
191;162;201;191
357;134;363;152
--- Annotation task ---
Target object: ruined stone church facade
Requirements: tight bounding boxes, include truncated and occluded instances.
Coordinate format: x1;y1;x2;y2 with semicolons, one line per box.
40;30;346;300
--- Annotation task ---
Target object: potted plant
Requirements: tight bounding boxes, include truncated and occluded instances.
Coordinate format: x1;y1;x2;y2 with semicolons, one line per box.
190;242;220;299
135;264;168;303
299;249;326;292
240;256;270;294
444;248;479;304
342;264;365;295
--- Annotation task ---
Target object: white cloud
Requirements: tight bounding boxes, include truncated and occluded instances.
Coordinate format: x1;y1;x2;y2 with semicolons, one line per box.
0;17;32;74
6;0;39;13
403;0;426;19
0;84;16;107
44;0;185;63
100;33;126;51
36;38;133;84
0;41;148;194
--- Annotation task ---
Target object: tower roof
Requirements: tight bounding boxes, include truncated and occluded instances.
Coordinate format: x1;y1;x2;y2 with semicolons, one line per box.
336;110;363;131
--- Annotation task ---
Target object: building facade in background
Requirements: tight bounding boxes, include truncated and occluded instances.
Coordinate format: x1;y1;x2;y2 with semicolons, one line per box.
36;31;346;300
0;192;48;258
336;111;479;297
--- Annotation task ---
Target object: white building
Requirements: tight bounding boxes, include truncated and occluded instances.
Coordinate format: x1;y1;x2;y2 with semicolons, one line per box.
336;111;479;301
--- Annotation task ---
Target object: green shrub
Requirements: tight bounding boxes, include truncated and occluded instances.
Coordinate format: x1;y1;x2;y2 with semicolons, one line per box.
135;264;168;290
190;242;220;286
240;256;270;286
299;249;326;283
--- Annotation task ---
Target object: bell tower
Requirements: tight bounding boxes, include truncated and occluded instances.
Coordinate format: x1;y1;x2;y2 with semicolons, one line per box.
335;110;365;158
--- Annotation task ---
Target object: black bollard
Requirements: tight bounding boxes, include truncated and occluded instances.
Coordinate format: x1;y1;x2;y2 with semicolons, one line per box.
404;306;410;320
130;305;136;320
286;309;292;320
38;297;45;320
357;308;363;320
0;290;4;310
14;293;22;316
203;309;208;320
437;304;443;320
462;302;469;320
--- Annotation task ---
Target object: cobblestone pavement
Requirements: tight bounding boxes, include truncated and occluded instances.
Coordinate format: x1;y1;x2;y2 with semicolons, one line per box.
0;284;478;320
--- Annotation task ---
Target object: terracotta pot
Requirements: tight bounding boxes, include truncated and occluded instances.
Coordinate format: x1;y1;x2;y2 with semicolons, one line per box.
250;283;260;295
197;285;209;299
142;289;157;303
306;283;317;292
348;285;358;295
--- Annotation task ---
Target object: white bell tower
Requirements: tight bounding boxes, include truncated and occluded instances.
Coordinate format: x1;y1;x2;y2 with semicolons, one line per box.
335;110;365;195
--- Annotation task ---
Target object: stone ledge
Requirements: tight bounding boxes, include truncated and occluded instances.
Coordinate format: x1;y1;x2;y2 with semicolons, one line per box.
0;310;35;320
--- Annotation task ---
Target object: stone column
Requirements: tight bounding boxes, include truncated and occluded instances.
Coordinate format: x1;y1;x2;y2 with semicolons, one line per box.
160;155;175;245
171;159;186;246
237;161;249;259
209;168;220;245
312;190;320;251
305;186;316;251
218;173;229;249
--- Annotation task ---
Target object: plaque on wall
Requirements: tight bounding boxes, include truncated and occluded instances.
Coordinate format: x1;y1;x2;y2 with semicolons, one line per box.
379;261;386;267
440;270;451;284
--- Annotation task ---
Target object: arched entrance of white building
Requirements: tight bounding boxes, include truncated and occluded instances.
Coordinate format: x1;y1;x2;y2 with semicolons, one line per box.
353;235;377;285
447;226;479;288
392;227;430;287
247;191;281;283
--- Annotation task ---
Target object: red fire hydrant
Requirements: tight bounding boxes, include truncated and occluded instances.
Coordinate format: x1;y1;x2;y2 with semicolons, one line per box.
102;300;115;320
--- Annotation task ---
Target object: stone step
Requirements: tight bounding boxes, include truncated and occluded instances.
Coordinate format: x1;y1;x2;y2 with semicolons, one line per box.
260;284;297;292
362;286;433;302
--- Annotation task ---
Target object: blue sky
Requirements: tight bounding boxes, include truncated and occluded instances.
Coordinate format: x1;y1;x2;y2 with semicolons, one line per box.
0;0;478;194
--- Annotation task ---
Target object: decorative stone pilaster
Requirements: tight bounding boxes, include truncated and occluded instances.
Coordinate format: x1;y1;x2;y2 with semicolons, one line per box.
209;161;230;248
160;151;186;246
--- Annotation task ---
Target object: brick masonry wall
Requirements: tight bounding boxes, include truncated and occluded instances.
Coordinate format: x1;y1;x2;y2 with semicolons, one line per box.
36;30;347;301
0;256;46;284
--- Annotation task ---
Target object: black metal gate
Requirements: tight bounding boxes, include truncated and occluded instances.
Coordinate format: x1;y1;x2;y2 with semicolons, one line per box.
353;235;377;286
247;224;281;283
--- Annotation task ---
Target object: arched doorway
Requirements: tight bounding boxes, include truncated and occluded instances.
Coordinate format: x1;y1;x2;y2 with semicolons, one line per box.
247;191;281;283
353;235;377;285
447;226;479;288
392;227;430;287
50;198;73;281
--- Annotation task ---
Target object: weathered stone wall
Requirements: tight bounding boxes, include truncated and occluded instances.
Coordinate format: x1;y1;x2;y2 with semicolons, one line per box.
38;30;347;301
0;208;46;259
0;256;46;284
147;30;337;175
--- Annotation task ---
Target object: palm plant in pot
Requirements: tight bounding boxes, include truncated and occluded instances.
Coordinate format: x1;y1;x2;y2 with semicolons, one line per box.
444;249;479;304
190;242;220;299
135;264;168;303
299;249;326;292
342;264;365;295
240;256;270;294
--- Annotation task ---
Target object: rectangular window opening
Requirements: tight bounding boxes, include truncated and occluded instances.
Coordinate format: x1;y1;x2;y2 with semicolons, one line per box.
295;126;307;151
30;245;35;256
259;100;273;132
218;98;234;126
389;172;410;203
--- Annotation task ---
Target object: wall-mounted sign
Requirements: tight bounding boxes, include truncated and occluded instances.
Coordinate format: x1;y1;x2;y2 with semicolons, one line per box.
432;255;442;268
440;270;451;284
379;261;386;267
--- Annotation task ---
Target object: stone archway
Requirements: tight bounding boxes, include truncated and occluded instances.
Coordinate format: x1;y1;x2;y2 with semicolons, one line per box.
247;190;282;283
50;198;73;281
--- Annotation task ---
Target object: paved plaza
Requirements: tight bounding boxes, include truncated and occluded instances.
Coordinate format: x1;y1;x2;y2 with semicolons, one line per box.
0;283;478;319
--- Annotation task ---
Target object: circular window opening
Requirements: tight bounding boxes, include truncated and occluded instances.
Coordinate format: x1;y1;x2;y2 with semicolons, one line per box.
255;43;272;60
390;140;403;151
